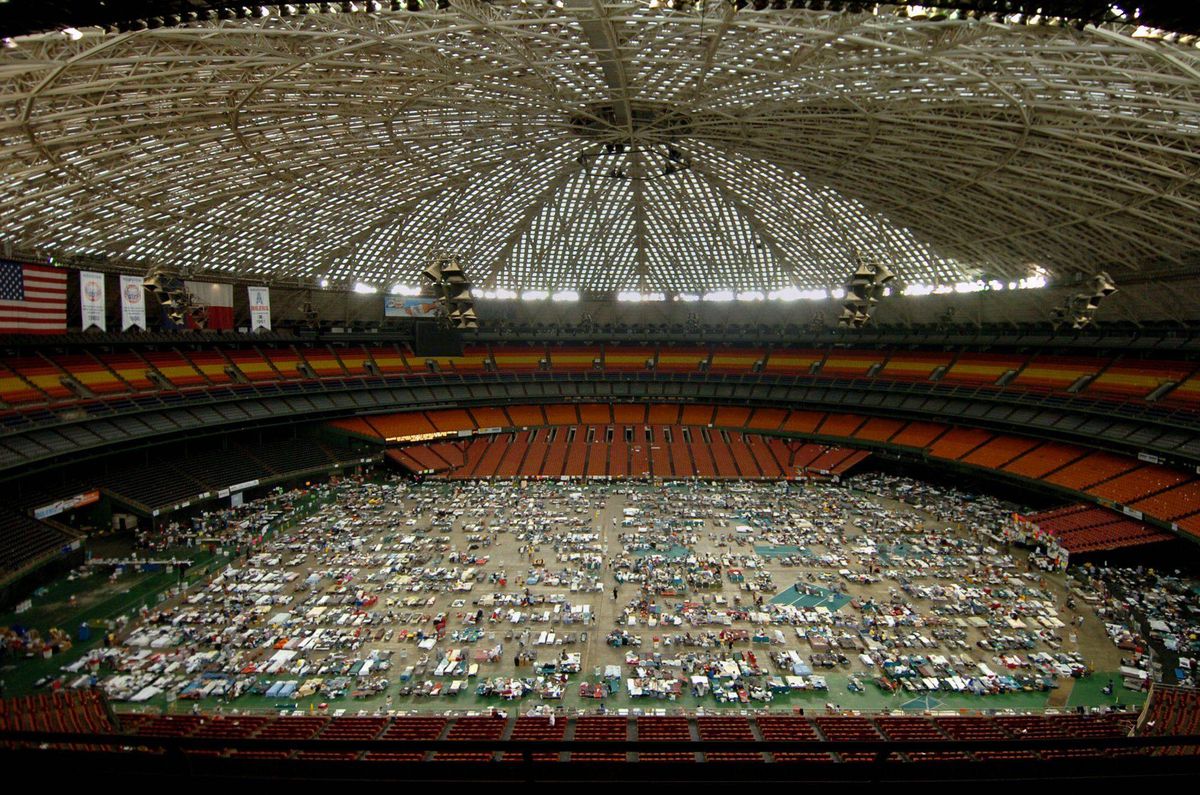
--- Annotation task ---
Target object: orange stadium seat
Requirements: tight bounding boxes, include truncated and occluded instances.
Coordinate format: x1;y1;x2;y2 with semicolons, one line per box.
680;405;715;426
1047;451;1140;491
613;404;647;424
1003;442;1088;479
1089;466;1191;504
7;356;72;399
426;408;474;432
820;352;883;378
1131;480;1200;520
779;410;826;434
299;346;348;377
367;411;438;440
0;363;46;404
332;345;373;375
260;346;306;379
1089;360;1194;400
97;352;155;391
929;427;995;460
655;346;708;373
418;345;491;374
549;346;600;371
143;351;206;388
468;406;510;428
505;405;546;426
52;354;127;394
648;404;682;424
226;348;279;381
746;407;788;432
187;350;234;383
713;405;752;428
490;345;544;371
604;345;655;371
764;348;824;376
897;422;950;449
1160;375;1200;408
365;345;409;374
1014;355;1106;392
708;347;762;374
579;402;611;424
817;413;867;437
879;351;954;382
961;435;1040;468
852;417;906;442
544;404;580;425
942;352;1026;386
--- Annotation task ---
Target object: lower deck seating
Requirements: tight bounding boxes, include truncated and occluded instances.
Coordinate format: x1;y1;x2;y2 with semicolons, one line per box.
435;715;506;762
1027;504;1174;553
874;716;966;762
755;715;832;762
504;716;566;762
696;716;763;762
3;709;1165;762
0;505;78;574
67;438;362;512
636;715;693;762
406;426;865;481
0;690;113;736
365;716;446;762
935;715;1036;761
1138;685;1200;754
571;715;627;762
343;402;1200;545
812;716;883;762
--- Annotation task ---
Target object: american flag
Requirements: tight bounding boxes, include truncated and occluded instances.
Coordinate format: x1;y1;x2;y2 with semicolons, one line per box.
0;260;67;334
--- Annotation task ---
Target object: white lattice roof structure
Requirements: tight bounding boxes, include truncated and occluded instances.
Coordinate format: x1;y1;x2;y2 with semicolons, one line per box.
1;3;1198;296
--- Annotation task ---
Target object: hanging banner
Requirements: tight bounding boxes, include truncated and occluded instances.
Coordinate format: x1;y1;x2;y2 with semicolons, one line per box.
248;285;271;331
79;271;106;331
384;295;439;318
184;280;233;329
120;274;146;330
33;489;100;520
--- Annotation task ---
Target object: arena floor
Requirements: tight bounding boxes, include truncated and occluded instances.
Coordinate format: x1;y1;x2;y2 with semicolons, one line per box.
1;476;1144;715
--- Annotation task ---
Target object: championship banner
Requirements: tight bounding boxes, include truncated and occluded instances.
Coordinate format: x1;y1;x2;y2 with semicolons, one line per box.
120;274;146;330
79;271;106;331
248;285;271;331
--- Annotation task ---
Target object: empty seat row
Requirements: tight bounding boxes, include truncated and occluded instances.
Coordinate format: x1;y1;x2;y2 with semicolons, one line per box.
2;345;1197;412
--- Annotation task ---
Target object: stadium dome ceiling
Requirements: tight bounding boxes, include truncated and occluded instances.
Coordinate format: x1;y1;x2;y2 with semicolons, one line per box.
1;3;1200;296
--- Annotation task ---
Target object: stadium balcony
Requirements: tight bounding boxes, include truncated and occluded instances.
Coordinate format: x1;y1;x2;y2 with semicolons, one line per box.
3;701;1193;782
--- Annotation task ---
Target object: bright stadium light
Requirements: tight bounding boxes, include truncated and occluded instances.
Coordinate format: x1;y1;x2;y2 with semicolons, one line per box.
551;289;580;302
